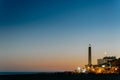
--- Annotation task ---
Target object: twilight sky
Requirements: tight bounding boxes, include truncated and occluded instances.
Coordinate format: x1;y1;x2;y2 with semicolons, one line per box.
0;0;120;71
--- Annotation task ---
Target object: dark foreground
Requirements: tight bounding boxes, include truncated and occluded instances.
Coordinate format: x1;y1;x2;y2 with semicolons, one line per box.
1;72;120;80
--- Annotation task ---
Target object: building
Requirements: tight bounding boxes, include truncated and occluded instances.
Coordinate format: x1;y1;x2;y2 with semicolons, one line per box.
84;45;119;74
97;56;116;65
97;59;106;65
85;44;92;73
88;44;92;66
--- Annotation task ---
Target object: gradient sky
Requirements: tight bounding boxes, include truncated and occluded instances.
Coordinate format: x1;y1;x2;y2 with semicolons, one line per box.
0;0;120;71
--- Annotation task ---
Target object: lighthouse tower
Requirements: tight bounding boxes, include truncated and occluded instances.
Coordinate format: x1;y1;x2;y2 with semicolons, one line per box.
88;44;92;66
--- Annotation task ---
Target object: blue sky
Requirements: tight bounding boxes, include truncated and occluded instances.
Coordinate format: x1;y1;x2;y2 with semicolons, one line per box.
0;0;120;71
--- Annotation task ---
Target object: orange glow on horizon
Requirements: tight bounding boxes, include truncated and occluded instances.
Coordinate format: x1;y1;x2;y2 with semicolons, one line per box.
1;57;97;71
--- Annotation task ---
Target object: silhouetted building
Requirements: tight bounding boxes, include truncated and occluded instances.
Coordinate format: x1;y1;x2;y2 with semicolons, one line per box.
88;44;92;66
97;56;116;65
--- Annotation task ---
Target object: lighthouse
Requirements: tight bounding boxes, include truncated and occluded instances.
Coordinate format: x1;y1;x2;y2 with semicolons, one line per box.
88;44;92;66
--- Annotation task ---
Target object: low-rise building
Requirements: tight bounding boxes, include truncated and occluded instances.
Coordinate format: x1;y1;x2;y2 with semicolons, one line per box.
97;56;116;65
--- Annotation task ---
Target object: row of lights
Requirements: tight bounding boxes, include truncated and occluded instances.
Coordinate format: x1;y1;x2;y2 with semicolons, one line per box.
75;65;118;74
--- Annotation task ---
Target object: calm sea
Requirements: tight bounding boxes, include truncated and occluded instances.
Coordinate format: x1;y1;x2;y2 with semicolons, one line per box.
0;72;39;75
